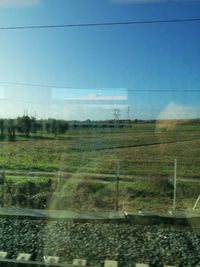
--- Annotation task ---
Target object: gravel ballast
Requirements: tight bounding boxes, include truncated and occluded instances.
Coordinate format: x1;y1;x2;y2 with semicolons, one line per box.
0;217;199;267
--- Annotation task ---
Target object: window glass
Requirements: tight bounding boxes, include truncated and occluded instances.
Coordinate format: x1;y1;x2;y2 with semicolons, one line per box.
0;1;199;266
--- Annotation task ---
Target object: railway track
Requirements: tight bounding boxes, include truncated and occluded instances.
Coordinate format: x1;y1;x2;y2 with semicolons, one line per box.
0;209;199;267
0;255;184;267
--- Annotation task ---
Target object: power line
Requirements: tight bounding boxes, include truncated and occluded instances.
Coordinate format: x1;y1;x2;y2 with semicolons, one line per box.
0;81;79;89
0;81;128;91
0;81;200;92
0;18;200;31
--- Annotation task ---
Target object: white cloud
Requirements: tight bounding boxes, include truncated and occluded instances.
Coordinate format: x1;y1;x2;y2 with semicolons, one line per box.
157;102;200;120
75;93;127;101
0;0;42;8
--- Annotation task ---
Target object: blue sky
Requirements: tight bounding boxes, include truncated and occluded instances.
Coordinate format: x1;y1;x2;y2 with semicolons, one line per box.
0;0;200;120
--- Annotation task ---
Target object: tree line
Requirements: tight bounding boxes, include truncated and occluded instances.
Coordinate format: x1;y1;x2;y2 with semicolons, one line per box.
0;116;69;139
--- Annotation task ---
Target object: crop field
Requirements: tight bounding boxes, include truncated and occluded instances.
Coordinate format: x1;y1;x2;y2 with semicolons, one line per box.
0;122;200;211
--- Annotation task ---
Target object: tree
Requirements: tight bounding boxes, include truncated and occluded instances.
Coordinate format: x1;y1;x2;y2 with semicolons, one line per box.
45;119;58;136
30;116;37;134
5;119;16;139
45;119;69;136
57;120;69;134
17;116;32;137
0;119;5;136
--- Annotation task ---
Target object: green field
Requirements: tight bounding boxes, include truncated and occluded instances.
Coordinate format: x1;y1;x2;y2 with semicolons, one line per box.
0;122;200;211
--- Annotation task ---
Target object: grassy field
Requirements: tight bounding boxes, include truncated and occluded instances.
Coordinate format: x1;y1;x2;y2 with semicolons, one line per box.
0;122;200;211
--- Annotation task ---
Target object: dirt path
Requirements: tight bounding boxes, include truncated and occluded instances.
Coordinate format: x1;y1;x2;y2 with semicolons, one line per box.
1;170;199;183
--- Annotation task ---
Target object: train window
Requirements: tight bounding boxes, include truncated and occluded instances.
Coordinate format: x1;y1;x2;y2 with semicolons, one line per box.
0;0;199;266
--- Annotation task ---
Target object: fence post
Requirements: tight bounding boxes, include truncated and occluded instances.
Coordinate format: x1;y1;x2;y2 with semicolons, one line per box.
193;194;200;210
173;159;177;211
115;161;120;211
0;171;5;207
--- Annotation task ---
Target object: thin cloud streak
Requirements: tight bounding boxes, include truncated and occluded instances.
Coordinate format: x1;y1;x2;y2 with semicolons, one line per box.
61;94;127;101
